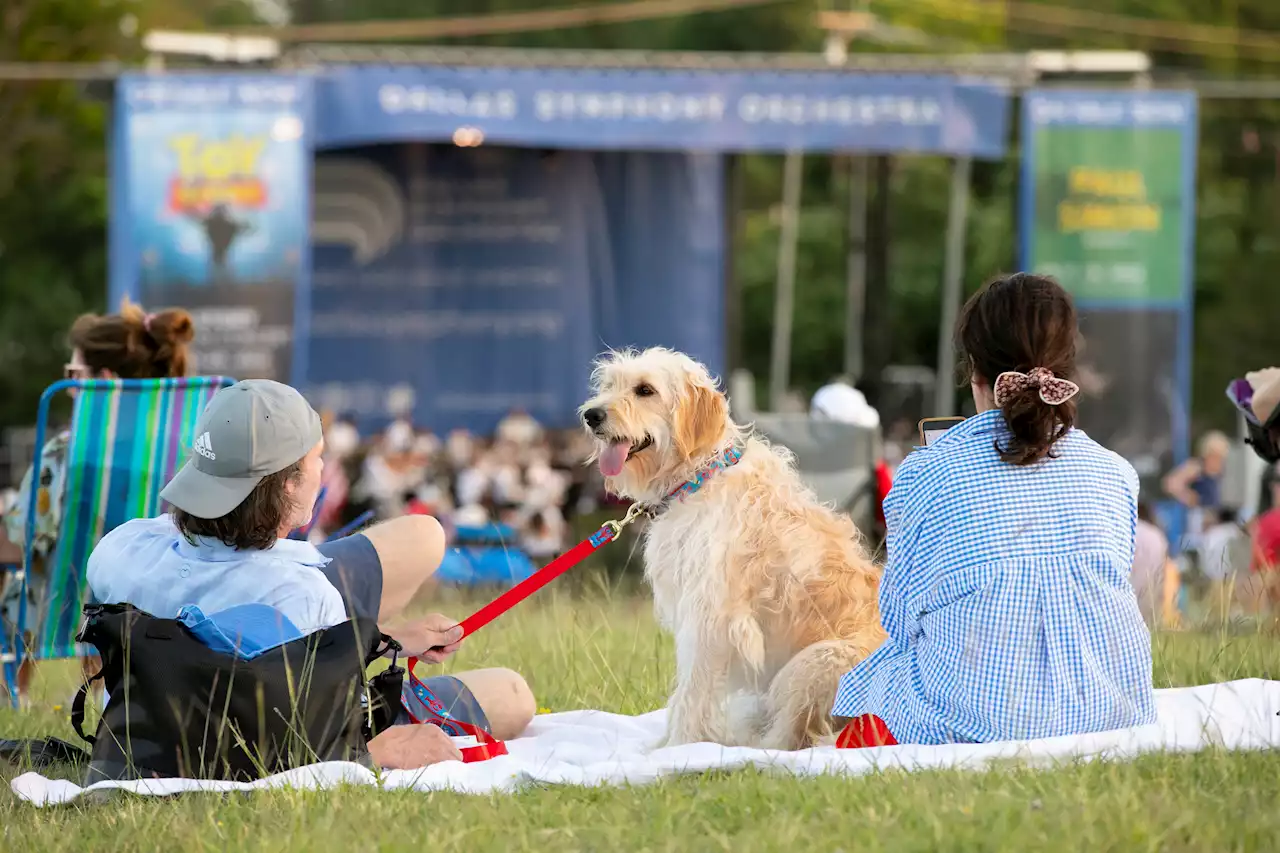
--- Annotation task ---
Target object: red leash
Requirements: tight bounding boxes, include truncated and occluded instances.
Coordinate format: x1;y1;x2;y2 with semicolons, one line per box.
429;503;645;651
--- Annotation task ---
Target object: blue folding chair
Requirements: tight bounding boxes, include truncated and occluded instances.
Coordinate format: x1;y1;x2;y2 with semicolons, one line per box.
1;376;235;707
437;522;538;585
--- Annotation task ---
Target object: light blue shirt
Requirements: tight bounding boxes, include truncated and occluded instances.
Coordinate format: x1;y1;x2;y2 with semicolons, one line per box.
832;409;1156;744
87;515;348;635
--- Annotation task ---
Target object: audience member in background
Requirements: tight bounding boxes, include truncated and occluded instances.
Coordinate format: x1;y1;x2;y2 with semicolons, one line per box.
445;429;475;472
1249;470;1280;617
490;444;526;507
1198;507;1244;620
1163;430;1231;535
454;447;492;509
453;503;489;528
326;413;361;462
384;416;414;461
412;431;440;461
809;376;881;429
312;414;359;540
521;510;563;562
497;408;543;448
1131;502;1178;629
833;273;1154;746
0;300;194;703
355;421;425;521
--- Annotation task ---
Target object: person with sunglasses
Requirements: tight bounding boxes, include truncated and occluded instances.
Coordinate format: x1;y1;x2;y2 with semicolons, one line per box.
0;299;194;704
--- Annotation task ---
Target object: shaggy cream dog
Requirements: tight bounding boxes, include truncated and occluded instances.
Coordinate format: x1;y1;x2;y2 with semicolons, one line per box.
580;347;886;749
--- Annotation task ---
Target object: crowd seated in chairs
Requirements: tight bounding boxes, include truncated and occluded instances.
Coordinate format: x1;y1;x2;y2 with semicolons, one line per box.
313;409;606;581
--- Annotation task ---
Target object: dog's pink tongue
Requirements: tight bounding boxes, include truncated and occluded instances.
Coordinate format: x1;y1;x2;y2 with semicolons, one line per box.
598;441;631;477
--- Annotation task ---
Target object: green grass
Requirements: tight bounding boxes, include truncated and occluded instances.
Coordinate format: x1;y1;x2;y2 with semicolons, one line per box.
3;579;1279;853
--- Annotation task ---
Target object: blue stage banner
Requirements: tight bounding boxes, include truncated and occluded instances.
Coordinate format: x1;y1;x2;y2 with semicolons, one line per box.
313;67;1010;157
110;74;314;383
305;144;724;434
1019;89;1198;486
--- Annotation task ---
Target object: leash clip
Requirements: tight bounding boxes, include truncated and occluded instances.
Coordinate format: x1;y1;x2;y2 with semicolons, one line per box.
601;501;647;540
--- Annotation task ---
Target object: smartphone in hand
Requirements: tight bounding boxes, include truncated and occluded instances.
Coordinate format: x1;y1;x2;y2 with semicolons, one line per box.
918;417;965;447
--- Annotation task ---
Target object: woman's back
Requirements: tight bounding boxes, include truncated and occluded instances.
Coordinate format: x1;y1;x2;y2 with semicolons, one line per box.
835;273;1156;747
906;412;1137;573
882;412;1153;743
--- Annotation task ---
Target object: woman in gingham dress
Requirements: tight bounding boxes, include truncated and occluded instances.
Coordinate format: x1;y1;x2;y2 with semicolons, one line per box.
833;273;1155;747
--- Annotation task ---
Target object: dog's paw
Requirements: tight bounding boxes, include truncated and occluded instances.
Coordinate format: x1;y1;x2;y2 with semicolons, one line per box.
660;702;720;748
729;616;766;673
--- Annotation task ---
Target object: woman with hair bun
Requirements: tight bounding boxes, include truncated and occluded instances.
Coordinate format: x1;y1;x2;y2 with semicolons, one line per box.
63;298;195;381
1;299;195;702
831;272;1155;747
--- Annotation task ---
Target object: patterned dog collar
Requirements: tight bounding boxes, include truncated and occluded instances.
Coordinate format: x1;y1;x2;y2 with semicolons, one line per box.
666;446;744;503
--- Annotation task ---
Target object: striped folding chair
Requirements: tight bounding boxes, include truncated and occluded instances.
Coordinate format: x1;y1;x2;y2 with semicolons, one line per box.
1;377;235;707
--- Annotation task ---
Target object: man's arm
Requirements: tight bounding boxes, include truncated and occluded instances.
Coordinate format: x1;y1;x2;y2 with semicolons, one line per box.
384;612;463;662
1162;459;1202;508
366;723;462;769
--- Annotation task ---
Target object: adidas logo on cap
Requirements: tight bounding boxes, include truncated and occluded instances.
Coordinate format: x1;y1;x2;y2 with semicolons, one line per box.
193;431;216;461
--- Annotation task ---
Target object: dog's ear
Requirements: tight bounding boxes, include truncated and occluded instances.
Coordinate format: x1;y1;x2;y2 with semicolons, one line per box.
674;379;728;461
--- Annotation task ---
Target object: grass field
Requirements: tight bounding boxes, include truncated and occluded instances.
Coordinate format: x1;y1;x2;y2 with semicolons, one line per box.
3;577;1279;853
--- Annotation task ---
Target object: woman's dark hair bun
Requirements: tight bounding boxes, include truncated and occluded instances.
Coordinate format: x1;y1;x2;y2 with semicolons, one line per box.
68;298;195;380
956;272;1079;466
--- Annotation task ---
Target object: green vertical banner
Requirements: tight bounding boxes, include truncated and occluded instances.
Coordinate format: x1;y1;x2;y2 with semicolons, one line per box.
1021;90;1197;486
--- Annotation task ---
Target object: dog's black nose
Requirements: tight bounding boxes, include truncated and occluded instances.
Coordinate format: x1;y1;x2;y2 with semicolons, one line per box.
583;407;606;430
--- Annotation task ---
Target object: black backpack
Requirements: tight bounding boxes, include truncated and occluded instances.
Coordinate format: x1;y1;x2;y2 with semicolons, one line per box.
71;603;405;783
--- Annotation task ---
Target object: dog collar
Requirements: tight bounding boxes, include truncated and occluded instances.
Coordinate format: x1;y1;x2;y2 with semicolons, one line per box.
665;446;743;504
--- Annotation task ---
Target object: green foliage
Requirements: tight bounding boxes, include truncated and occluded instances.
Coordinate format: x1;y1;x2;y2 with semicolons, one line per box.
0;0;132;429
288;0;818;53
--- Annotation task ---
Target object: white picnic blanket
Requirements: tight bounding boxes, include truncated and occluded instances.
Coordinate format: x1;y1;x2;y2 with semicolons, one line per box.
13;679;1280;806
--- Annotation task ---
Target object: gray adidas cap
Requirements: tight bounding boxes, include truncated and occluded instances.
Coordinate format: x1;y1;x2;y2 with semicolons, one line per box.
161;379;323;519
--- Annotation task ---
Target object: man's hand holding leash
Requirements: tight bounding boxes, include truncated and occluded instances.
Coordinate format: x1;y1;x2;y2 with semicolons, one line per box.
390;613;464;662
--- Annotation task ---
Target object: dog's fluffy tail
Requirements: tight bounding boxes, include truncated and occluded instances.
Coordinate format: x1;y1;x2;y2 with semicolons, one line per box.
760;634;882;750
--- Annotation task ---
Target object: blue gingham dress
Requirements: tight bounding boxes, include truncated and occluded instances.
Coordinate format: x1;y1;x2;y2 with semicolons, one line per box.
832;409;1156;744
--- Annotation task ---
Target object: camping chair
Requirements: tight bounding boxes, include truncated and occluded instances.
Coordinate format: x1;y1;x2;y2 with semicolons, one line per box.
749;413;882;535
1;376;234;707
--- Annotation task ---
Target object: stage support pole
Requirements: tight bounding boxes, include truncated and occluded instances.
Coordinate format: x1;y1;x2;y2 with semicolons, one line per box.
934;156;973;417
770;149;804;412
843;154;869;382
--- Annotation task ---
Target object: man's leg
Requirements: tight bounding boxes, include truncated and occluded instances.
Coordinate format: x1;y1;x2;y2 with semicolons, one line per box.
360;515;446;623
406;669;537;741
319;514;445;627
453;668;538;740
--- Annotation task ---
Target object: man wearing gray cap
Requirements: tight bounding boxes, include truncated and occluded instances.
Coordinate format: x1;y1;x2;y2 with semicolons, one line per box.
87;379;535;769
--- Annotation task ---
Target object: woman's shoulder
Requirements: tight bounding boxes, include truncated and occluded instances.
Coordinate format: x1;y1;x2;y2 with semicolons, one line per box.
900;416;1137;503
1059;429;1140;492
895;411;1002;479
